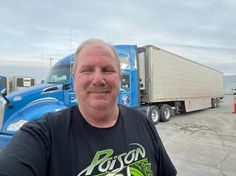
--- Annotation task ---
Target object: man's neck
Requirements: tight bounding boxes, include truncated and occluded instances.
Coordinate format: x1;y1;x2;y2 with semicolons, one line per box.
78;105;119;128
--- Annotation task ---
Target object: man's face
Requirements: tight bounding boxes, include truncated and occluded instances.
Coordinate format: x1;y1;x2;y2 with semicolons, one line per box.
74;43;120;111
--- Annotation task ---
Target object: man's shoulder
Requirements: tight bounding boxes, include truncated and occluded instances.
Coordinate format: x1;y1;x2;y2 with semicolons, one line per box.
23;105;78;130
118;105;157;131
49;105;77;119
42;105;79;125
118;104;148;121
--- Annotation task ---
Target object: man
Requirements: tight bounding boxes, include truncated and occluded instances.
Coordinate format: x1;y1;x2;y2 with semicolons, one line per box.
0;39;177;176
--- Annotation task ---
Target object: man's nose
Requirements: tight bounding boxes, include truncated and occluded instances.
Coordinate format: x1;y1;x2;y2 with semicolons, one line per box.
92;70;106;86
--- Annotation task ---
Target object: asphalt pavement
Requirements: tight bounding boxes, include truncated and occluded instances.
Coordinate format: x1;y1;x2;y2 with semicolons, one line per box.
156;95;236;176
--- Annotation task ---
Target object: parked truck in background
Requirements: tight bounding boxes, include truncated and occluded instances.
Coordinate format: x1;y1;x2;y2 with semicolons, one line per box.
0;76;9;94
0;76;36;94
9;76;37;92
0;45;224;149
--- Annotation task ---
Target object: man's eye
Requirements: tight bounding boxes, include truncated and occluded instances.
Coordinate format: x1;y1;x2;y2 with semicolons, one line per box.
80;68;93;73
103;68;115;72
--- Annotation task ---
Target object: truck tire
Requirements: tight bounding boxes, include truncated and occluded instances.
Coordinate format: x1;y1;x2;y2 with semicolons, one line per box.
160;104;171;122
148;106;160;125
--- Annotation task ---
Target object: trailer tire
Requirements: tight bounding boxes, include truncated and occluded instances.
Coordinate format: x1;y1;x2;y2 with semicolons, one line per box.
160;104;171;122
148;106;160;125
216;98;220;107
211;98;217;108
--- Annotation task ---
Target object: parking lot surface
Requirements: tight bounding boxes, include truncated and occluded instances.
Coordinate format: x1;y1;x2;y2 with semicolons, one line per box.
156;95;236;176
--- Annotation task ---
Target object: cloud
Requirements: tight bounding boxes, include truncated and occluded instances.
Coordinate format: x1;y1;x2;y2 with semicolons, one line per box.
0;0;236;79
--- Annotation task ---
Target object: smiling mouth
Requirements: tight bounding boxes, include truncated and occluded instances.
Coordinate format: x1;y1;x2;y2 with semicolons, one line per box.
88;89;111;94
90;90;110;93
89;91;110;94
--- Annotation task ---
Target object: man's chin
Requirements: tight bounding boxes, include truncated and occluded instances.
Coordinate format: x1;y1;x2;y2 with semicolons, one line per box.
90;101;111;109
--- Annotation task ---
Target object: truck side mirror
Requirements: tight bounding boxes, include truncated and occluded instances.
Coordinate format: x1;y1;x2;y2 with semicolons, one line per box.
0;88;7;96
0;88;13;108
63;83;71;90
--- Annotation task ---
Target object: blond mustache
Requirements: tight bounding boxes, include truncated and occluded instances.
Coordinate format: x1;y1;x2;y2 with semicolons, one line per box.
87;86;111;93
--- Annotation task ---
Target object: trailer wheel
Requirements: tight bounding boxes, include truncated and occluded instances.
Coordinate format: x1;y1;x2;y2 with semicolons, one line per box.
148;106;160;125
160;104;171;122
211;98;217;108
216;98;220;107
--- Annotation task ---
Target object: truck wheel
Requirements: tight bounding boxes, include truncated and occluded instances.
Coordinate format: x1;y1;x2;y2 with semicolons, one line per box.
148;106;160;125
160;104;171;122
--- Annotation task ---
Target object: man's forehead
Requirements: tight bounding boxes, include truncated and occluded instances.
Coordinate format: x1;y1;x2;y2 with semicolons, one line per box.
80;43;115;58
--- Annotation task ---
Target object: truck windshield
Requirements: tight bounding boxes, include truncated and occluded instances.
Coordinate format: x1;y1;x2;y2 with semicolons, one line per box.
46;65;71;83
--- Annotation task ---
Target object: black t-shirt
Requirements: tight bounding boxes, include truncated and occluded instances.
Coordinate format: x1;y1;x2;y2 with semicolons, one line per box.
0;105;177;176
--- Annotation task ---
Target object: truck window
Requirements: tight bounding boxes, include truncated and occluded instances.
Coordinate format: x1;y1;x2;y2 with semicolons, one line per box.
120;57;130;70
46;65;70;83
31;79;35;86
16;78;24;87
121;74;130;89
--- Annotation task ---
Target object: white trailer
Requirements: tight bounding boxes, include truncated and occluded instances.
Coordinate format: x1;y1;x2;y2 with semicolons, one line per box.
138;45;224;124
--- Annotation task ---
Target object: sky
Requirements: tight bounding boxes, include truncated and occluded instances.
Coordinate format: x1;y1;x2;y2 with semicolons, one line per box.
0;0;236;82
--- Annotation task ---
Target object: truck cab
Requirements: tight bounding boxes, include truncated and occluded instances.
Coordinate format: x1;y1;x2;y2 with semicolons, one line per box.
0;45;140;149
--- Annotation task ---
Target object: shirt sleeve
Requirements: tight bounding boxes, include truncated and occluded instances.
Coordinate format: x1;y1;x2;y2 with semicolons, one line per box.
119;105;177;176
0;116;51;176
156;137;177;176
147;120;177;176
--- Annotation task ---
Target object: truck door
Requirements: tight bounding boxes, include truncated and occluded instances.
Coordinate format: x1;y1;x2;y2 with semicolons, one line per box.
63;58;77;107
114;45;139;108
63;76;77;107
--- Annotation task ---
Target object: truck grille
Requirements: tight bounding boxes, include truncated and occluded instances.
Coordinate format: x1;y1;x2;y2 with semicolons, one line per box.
0;97;6;130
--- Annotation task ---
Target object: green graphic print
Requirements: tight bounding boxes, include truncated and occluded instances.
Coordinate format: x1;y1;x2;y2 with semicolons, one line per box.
77;143;153;176
129;159;152;176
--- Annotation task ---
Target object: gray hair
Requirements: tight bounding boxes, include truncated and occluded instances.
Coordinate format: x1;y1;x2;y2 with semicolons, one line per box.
73;39;121;77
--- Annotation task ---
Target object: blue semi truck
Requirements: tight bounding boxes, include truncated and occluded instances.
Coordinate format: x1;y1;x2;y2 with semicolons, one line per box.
0;45;224;149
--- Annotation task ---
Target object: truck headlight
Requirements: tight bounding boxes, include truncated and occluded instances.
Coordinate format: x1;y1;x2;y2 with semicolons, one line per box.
6;120;28;132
